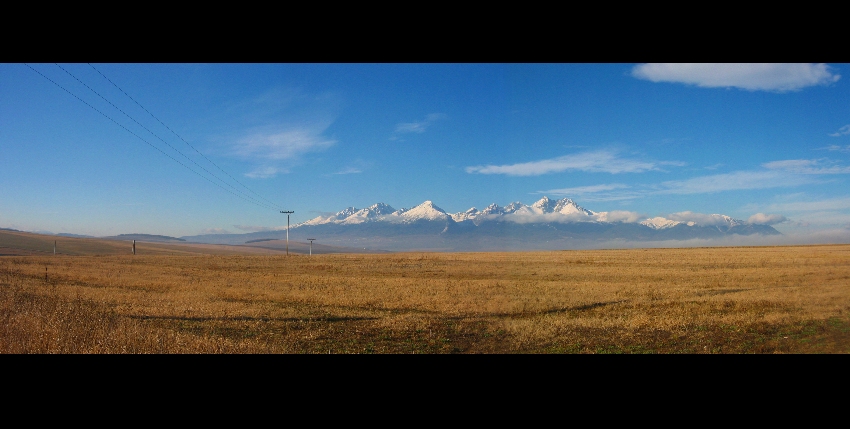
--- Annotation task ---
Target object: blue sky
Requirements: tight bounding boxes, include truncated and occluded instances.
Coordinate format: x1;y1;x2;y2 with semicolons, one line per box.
2;63;850;242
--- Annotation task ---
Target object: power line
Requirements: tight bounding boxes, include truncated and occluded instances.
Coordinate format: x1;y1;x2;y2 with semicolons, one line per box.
24;63;280;211
52;63;279;211
86;63;285;210
87;63;284;210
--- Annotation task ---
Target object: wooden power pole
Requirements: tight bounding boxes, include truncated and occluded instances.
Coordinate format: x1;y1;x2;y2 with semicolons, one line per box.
280;211;294;255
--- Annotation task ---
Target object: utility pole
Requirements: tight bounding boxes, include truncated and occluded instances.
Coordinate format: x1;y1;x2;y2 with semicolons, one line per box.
54;240;56;255
307;238;315;256
133;240;136;255
280;211;294;255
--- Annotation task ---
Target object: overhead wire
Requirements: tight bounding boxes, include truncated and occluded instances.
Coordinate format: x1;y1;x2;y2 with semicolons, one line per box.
24;63;281;211
86;63;284;210
51;63;282;211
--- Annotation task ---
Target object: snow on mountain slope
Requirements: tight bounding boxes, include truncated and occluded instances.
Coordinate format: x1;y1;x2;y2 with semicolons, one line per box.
525;196;595;216
503;202;535;216
341;203;396;224
451;207;481;222
530;196;558;214
553;198;595;216
640;217;685;229
710;214;744;227
299;206;359;226
392;200;449;222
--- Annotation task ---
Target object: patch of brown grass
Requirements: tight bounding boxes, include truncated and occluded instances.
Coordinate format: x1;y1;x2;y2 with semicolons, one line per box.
1;244;848;353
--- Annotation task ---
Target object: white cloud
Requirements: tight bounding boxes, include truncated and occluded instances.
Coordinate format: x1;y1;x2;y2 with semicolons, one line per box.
501;212;594;224
668;211;730;227
537;183;630;196
234;128;336;161
822;144;850;152
393;113;446;135
631;63;840;92
329;159;371;176
747;213;788;225
466;150;660;176
758;197;850;213
763;158;850;174
535;183;640;202
595;210;644;223
395;122;428;134
829;125;850;137
333;167;362;175
244;166;285;179
656;170;820;194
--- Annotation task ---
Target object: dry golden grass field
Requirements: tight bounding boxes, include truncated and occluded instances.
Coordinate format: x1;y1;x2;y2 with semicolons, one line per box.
1;230;848;353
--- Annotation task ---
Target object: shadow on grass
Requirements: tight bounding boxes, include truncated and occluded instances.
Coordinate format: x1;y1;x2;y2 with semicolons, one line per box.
127;314;379;323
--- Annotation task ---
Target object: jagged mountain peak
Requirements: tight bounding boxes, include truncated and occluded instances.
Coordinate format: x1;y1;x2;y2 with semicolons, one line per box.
554;198;594;216
531;196;558;213
367;202;396;212
395;200;449;221
335;207;358;217
482;203;506;215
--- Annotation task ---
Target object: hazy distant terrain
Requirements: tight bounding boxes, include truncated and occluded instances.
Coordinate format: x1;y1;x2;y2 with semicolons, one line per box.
0;230;381;256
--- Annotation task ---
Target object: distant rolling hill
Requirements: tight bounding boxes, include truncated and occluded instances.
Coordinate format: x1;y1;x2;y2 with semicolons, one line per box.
241;239;391;254
0;229;141;256
101;234;186;242
0;229;388;256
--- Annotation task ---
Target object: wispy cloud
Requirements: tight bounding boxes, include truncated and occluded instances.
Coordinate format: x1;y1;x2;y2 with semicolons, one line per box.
333;167;362;175
225;87;340;179
655;170;821;194
244;166;286;179
821;144;850;152
533;158;847;201
466;150;663;176
763;158;850;174
756;197;850;213
330;159;370;175
234;128;336;161
631;63;840;92
748;213;788;225
537;183;630;195
534;183;640;201
391;113;446;138
829;125;850;137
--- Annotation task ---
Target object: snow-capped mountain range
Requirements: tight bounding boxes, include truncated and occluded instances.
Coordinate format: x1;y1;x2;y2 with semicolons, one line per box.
181;197;780;251
295;196;745;230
